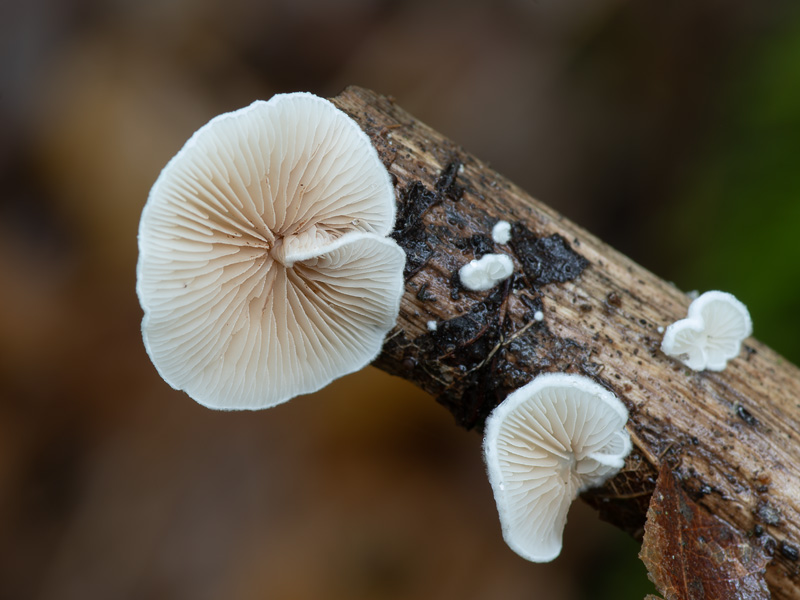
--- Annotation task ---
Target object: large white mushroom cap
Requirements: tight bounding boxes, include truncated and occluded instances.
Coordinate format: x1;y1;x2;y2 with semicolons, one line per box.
483;373;631;562
137;92;405;410
661;290;752;372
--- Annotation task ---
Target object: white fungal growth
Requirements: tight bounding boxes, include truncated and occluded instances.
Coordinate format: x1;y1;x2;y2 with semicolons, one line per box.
492;220;512;244
459;254;514;291
427;320;438;332
533;310;544;322
661;291;752;371
137;93;405;410
483;373;631;562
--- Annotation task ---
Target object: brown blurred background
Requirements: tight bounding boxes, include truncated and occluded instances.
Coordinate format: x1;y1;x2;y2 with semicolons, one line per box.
3;0;800;598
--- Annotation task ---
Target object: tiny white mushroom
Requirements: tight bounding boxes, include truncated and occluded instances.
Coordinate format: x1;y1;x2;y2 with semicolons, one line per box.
459;254;514;291
483;372;631;563
661;290;752;372
492;220;512;244
533;310;544;322
137;92;405;410
427;320;438;332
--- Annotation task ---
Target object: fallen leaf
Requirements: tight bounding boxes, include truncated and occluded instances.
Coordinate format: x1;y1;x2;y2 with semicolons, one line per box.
640;463;770;600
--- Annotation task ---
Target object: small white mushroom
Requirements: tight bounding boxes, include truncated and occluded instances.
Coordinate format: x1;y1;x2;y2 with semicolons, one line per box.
492;220;512;244
533;310;544;322
483;373;631;563
137;92;405;410
661;290;752;372
459;254;513;291
426;320;438;332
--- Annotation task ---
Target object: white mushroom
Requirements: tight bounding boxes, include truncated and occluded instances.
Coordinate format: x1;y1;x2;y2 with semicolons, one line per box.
492;220;512;244
459;253;514;291
137;92;405;410
661;290;752;371
483;372;631;562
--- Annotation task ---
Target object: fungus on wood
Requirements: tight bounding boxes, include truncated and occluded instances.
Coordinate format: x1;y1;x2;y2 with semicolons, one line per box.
483;373;631;563
331;86;800;600
661;290;753;372
137;93;405;410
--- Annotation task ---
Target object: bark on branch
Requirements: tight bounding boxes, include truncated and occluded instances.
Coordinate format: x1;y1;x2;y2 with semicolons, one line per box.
332;86;800;599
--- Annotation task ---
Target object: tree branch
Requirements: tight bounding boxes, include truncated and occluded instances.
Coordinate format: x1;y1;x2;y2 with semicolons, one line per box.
332;86;800;599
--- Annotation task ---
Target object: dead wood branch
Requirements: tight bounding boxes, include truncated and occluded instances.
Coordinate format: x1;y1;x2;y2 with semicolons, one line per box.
332;86;800;599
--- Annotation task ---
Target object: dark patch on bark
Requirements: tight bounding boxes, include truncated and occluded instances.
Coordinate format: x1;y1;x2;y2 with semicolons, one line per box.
413;286;510;429
416;286;505;368
415;283;436;302
448;270;463;301
780;542;799;561
435;160;464;201
391;163;466;279
392;182;438;278
450;356;503;430
509;223;589;285
581;453;657;539
452;233;493;257
375;331;412;377
736;404;758;426
414;292;599;430
518;293;545;323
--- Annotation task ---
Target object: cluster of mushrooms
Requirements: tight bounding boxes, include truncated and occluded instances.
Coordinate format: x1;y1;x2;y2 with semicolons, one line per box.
137;93;754;563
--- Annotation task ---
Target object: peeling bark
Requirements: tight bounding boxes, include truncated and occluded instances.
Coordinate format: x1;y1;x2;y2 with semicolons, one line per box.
331;86;800;600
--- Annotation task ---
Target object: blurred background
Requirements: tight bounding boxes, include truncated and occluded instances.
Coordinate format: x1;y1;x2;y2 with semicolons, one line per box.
2;0;800;598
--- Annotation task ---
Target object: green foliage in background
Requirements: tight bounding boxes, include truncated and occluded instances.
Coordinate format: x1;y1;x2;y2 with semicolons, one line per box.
670;9;800;364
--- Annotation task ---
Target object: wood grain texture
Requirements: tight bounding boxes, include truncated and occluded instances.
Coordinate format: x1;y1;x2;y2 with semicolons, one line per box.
331;86;800;599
